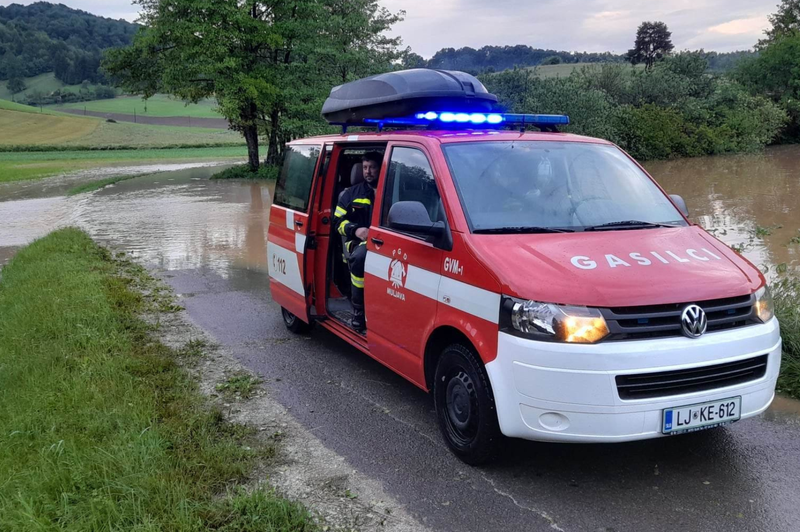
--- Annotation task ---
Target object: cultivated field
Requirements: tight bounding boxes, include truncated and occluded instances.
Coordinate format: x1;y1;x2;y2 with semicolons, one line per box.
0;102;99;145
54;94;222;118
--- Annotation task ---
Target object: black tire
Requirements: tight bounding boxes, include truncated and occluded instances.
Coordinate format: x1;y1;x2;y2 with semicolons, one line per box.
281;307;311;334
433;343;501;465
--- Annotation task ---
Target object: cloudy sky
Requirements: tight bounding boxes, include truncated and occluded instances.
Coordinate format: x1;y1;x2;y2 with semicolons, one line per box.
1;0;777;57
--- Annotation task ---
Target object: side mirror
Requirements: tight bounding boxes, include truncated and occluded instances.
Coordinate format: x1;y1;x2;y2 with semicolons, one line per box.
670;194;689;217
388;201;445;236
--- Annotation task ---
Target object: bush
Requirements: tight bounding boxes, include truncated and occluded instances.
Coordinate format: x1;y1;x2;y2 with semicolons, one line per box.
481;55;787;161
94;85;117;99
211;164;280;180
773;276;800;399
541;55;563;65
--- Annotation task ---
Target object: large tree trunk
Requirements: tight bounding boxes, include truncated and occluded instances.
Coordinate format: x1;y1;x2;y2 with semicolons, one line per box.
266;108;281;167
241;102;259;171
243;124;259;171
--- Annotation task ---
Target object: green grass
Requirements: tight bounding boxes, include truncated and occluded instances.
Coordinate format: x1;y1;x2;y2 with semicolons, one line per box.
0;228;317;531
212;164;280;180
216;371;263;400
55;94;222;118
0;98;71;116
773;276;800;399
0;72;101;101
0;146;247;183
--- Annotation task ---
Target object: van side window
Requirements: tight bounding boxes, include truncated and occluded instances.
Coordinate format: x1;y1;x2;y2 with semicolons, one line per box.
381;147;444;235
274;145;322;212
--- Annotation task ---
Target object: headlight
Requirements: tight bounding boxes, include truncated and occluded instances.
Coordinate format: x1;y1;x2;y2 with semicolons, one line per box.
501;296;609;343
754;286;774;323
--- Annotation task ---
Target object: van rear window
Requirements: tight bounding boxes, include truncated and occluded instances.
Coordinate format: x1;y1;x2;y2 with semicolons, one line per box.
274;145;322;212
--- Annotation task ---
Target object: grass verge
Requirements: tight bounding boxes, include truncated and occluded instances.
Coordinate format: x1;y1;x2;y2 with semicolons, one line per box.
773;276;800;399
212;164;280;180
0;228;316;531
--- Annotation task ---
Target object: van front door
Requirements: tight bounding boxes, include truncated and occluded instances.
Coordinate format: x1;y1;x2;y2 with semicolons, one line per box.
268;143;323;323
364;145;447;386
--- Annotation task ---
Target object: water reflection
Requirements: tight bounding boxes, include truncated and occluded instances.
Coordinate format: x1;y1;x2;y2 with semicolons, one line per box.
646;145;800;275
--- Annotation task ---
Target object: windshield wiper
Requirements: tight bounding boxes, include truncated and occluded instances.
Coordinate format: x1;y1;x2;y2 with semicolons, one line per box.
474;226;575;234
583;220;675;231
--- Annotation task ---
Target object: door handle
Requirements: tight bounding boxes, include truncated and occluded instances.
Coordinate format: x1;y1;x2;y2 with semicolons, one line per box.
371;237;384;246
295;220;304;228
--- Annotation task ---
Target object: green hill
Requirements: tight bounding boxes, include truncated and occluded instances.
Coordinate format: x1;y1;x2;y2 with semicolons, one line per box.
0;2;137;84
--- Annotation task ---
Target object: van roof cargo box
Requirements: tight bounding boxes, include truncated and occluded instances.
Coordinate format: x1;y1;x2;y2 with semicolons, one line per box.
321;68;498;125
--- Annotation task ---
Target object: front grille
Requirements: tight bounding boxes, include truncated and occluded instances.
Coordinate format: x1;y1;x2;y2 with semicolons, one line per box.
615;355;768;400
601;294;758;341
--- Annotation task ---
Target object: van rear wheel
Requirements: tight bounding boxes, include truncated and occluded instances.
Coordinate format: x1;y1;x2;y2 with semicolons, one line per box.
281;307;310;334
433;343;501;465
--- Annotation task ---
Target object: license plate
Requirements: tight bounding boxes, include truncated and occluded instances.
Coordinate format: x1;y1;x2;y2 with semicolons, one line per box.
662;396;741;435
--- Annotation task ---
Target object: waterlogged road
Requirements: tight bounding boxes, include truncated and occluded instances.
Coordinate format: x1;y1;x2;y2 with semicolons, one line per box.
2;148;800;531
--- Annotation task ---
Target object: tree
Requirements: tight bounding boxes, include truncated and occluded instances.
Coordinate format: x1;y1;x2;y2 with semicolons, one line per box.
627;21;674;70
104;0;402;171
7;77;26;94
758;0;800;48
541;55;562;65
400;49;426;69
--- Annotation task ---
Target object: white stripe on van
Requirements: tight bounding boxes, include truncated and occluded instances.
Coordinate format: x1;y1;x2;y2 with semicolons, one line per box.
365;251;498;324
438;276;501;324
268;242;304;296
295;233;306;254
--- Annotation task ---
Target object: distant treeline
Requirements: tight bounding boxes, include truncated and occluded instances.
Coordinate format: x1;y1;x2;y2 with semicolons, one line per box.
408;45;755;74
0;2;137;84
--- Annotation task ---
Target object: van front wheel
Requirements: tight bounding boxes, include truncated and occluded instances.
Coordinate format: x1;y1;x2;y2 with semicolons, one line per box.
433;343;501;465
281;307;310;334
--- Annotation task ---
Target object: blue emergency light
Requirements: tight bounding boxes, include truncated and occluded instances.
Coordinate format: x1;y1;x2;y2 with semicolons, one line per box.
362;112;570;129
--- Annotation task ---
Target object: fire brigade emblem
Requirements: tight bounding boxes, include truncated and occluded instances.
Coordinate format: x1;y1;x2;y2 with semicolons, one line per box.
390;248;407;289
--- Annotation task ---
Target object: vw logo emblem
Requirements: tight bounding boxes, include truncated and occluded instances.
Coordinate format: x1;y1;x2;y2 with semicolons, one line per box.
681;304;707;338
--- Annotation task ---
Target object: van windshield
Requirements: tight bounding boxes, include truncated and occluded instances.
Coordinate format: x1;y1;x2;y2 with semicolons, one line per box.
442;141;686;233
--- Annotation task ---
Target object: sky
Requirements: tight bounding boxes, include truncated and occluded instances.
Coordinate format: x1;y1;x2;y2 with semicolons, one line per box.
0;0;778;57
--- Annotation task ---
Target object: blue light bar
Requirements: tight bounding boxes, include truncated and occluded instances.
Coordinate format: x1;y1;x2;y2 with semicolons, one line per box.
360;112;570;129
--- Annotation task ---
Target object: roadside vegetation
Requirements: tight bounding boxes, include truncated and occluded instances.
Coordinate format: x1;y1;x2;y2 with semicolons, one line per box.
66;175;139;195
773;276;800;399
0;228;317;530
212;164;280;181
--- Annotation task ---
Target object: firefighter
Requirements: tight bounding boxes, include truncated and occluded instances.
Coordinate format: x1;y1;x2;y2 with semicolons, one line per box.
334;152;382;332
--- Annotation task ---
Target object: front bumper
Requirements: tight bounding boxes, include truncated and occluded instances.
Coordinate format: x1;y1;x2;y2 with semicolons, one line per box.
485;318;781;443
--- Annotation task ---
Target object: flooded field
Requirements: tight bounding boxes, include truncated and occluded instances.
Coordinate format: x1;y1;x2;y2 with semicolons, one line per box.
0;163;273;279
646;144;800;276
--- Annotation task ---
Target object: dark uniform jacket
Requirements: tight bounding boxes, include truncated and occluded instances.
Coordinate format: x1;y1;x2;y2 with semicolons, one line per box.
334;181;375;242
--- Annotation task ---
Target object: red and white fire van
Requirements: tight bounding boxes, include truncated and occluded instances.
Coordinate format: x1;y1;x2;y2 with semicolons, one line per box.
267;69;781;464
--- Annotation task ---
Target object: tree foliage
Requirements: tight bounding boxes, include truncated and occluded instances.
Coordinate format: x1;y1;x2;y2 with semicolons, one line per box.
736;0;800;140
104;0;402;171
483;53;786;161
7;76;25;94
0;2;137;82
627;21;674;70
758;0;800;48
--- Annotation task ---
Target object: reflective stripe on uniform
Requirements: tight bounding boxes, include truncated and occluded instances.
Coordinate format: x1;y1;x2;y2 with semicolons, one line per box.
351;273;365;288
353;198;371;205
338;220;349;236
334;206;347;217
